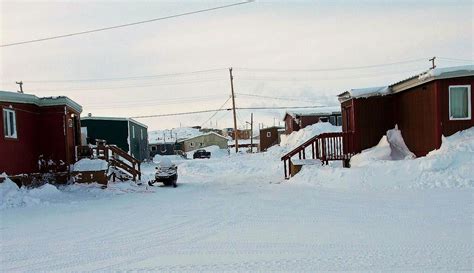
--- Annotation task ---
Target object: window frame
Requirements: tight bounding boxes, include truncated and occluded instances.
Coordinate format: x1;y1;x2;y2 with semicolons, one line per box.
3;108;18;139
449;85;471;121
266;131;272;138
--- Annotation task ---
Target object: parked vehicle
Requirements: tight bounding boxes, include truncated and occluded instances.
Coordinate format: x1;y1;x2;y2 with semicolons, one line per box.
193;149;211;159
148;158;178;187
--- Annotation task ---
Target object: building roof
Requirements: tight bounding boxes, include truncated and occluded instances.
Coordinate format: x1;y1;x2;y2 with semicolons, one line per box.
338;65;474;102
260;126;284;131
180;131;227;142
283;107;341;120
81;116;148;128
0;90;83;113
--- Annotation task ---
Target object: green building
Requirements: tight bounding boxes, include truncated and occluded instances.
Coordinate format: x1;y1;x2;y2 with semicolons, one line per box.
80;116;149;161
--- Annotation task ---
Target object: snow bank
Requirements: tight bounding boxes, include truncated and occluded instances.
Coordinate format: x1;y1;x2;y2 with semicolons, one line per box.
351;126;415;167
292;127;474;189
73;159;108;172
0;175;62;209
279;122;341;151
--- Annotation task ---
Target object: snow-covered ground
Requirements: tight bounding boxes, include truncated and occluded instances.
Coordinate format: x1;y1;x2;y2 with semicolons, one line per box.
1;124;473;271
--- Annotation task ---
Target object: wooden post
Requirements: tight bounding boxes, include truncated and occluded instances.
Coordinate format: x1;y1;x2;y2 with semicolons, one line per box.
250;113;253;153
229;68;239;153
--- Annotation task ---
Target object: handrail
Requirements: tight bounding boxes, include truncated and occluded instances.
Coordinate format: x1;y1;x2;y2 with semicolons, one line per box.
281;131;355;179
280;134;320;160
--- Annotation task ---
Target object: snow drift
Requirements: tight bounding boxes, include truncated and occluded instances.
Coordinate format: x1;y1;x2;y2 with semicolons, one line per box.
292;127;474;189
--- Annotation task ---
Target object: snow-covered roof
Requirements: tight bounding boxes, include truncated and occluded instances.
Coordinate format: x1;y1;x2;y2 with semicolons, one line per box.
181;131;227;142
283;107;341;120
148;127;203;144
338;65;474;102
391;65;474;93
0;90;83;113
81;116;148;128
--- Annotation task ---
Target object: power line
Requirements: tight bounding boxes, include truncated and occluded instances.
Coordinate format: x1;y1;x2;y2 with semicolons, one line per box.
200;96;231;127
236;93;325;104
130;105;330;119
1;68;226;84
1;1;255;47
438;57;474;63
234;58;427;72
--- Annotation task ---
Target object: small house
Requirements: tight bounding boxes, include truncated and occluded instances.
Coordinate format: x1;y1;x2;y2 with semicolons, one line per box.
80;116;149;161
338;65;474;156
0;90;82;178
283;109;342;134
259;126;284;152
178;132;228;152
149;142;177;157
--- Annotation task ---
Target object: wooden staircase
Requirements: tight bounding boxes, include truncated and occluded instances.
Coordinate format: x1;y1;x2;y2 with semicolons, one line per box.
281;132;355;179
76;140;141;181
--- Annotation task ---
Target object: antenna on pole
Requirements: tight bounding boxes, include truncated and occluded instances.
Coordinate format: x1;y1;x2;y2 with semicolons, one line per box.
15;81;23;93
429;56;436;70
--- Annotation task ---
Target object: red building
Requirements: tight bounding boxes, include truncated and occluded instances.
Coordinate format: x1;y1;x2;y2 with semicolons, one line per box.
338;65;474;157
1;90;82;176
283;109;342;134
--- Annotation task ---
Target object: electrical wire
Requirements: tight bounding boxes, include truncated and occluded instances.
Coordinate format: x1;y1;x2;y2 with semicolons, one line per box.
200;96;231;127
234;58;427;72
236;93;325;104
438;57;474;63
4;68;227;84
1;1;255;47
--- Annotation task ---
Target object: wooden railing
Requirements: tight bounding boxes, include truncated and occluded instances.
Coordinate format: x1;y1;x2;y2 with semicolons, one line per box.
76;142;141;181
281;131;355;179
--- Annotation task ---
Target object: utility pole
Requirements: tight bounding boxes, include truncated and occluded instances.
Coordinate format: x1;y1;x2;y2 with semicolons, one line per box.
15;81;23;93
229;67;238;153
429;56;436;69
250;113;253;153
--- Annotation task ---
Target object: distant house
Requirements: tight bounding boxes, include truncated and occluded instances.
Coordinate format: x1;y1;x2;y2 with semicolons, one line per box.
178;132;228;152
0;90;82;177
81;117;148;161
149;142;177;157
259;126;284;152
338;65;474;157
283;110;342;134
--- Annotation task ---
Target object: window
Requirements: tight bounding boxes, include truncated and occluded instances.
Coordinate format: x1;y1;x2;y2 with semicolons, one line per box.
3;109;17;139
449;85;471;120
132;126;135;138
337;116;342;126
141;129;144;140
266;132;272;138
190;142;195;147
151;146;157;151
329;116;336;125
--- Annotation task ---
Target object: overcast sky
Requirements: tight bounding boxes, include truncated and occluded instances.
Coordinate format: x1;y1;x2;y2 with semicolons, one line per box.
1;0;473;130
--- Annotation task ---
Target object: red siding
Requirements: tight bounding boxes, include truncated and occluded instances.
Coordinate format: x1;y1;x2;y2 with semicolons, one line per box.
393;81;439;156
0;102;81;175
0;103;41;174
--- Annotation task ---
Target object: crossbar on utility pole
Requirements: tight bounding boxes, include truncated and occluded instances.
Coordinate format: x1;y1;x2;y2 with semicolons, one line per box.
229;67;238;153
429;56;436;69
15;81;23;93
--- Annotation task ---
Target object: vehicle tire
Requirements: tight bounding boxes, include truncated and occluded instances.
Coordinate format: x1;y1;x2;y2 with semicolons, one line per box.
148;181;155;186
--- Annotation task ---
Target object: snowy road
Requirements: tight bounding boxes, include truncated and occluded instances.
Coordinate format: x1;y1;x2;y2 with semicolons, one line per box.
1;154;473;272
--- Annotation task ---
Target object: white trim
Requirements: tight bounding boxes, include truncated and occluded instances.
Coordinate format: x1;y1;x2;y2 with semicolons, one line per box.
3;108;17;139
0;90;82;113
449;85;471;121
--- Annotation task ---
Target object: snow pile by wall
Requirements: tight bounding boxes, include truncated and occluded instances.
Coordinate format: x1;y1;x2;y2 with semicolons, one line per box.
0;174;62;209
292;127;474;189
279;122;342;150
73;159;108;172
351;126;415;167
